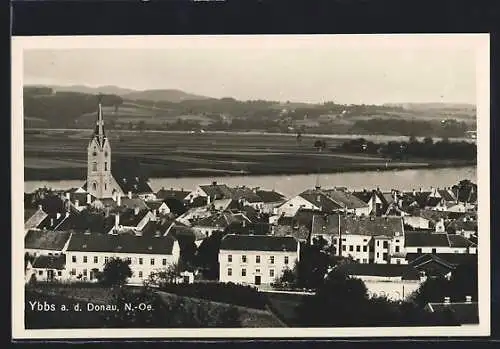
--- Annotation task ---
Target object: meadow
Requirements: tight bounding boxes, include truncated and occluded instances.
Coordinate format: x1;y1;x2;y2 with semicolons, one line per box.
24;129;474;181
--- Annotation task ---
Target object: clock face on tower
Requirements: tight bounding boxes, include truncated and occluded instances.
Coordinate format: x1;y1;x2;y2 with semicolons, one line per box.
92;151;97;157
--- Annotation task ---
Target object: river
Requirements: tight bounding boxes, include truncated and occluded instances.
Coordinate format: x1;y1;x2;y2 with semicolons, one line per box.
24;166;477;197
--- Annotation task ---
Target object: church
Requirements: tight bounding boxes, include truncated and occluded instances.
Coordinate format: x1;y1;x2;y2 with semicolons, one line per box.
78;96;155;201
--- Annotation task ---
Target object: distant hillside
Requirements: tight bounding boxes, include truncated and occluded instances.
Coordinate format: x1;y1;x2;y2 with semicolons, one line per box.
26;84;137;96
384;102;476;111
122;89;213;103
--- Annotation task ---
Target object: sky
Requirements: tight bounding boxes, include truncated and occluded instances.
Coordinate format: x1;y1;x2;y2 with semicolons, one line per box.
22;35;479;105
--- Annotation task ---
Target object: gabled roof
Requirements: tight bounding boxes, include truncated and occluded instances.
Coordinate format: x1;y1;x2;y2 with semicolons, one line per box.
415;209;451;222
25;207;48;230
193;212;251;229
25;230;72;251
447;217;477;232
448;235;476;248
404;232;450;247
299;190;343;212
336;263;421;280
322;189;369;209
340;216;403;237
111;161;153;194
32;254;66;270
66;233;176;255
425;197;443;208
408;253;457;269
163;197;187;215
156;188;190;201
352;191;372;203
406;253;477;266
118;209;150;227
199;183;234;200
120;197;149;211
437;189;457;202
146;200;164;211
231;186;262;203
220;234;298;252
37;213;69;231
256;190;286;203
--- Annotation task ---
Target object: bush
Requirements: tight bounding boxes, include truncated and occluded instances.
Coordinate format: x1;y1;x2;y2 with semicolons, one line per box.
159;282;267;309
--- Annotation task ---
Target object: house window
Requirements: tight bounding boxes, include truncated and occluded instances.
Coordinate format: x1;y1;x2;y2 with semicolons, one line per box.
377;241;380;246
417;248;422;253
241;268;246;276
333;238;337;244
395;239;400;243
270;269;275;277
92;162;97;172
228;268;232;276
105;162;108;171
356;246;361;252
432;248;437;254
71;268;76;275
72;256;77;263
269;256;275;264
139;271;143;278
83;269;87;276
362;259;368;264
376;252;380;258
363;246;367;252
256;268;261;273
396;260;401;264
383;241;388;248
104;257;109;263
126;257;132;264
38;270;43;276
242;255;247;263
104;183;107;190
284;256;289;265
342;245;346;251
150;258;155;265
349;246;354;252
139;258;143;265
57;271;62;276
256;256;261;263
395;246;400;253
162;259;167;266
83;256;88;263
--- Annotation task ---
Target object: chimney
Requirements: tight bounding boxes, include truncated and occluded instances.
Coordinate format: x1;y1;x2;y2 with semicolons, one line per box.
212;181;217;186
134;206;140;215
87;193;92;204
105;207;110;218
128;191;132;199
412;189;416;196
242;220;247;228
65;211;70;218
117;195;121;206
444;297;451;304
56;212;61;220
317;195;321;202
419;187;422;193
114;213;120;229
65;192;70;201
465;296;472;303
207;195;211;204
38;204;43;211
50;218;54;226
75;199;79;207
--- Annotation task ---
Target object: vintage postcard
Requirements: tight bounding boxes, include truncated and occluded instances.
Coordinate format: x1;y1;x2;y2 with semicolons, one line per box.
12;34;490;339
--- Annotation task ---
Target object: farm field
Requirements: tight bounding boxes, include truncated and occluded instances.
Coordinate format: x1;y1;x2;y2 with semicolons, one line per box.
24;129;475;181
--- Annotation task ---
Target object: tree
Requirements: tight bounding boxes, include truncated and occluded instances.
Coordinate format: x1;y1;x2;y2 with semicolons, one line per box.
314;139;327;152
145;263;181;288
99;257;132;286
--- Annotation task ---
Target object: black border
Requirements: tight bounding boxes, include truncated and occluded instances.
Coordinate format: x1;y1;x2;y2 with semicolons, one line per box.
9;0;500;344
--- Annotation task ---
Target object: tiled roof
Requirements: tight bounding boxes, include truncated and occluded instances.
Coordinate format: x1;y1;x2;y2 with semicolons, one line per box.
340;216;403;237
311;214;340;236
25;230;72;251
336;263;421;280
322;189;369;209
352;191;372;203
56;211;115;234
299;190;343;212
37;213;69;231
66;233;176;254
118;209;150;227
256;190;286;203
156;188;190;201
163;197;187;215
437;189;457;202
220;234;298;252
408;253;456;269
231;186;262;202
193;212;251;229
120;197;149;210
448;235;476;248
24;208;48;230
404;232;450;247
425;197;443;208
415;209;451;222
447;217;477;232
427;302;479;324
32;254;66;270
110;160;153;194
146;200;164;211
199;183;234;200
406;253;477;266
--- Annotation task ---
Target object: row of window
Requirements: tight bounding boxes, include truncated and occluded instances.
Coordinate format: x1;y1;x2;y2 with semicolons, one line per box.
91;162;108;171
71;255;169;266
227;255;288;265
37;270;62;276
339;244;401;253
227;268;275;277
70;268;148;279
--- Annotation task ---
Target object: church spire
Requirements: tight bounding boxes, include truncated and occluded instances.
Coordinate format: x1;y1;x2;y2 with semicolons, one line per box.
94;94;105;146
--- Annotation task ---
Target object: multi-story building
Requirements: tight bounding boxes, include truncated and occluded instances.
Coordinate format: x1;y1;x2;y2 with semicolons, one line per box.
65;232;180;285
218;234;300;287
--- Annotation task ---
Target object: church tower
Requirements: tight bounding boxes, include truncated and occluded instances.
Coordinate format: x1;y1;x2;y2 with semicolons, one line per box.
87;96;115;199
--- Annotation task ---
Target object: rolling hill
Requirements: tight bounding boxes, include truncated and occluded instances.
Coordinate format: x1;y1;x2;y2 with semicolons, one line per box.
122;89;213;103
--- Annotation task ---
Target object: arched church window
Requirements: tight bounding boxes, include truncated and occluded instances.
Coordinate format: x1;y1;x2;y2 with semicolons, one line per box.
92;182;97;191
92;162;97;172
105;151;108;158
92;151;97;157
104;183;107;190
104;162;108;171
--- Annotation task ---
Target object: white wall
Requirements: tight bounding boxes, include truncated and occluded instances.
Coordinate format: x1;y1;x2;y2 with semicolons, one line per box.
275;196;319;217
405;246;475;254
339;235;372;263
358;278;423;301
404;216;430;229
219;249;298;286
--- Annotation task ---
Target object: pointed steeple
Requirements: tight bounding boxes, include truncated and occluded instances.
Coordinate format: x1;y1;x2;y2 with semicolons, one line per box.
94;94;105;146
